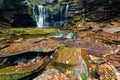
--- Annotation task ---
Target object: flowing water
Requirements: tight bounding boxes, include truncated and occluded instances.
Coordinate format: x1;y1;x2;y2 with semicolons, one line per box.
65;3;69;18
33;5;45;28
33;4;69;28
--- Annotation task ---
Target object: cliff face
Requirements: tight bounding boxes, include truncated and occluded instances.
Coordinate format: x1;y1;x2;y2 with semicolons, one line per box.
0;0;3;8
0;0;120;27
0;0;70;27
0;0;35;27
83;0;120;21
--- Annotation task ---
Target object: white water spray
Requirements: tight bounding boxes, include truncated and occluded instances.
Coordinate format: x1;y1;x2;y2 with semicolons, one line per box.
65;3;69;18
33;5;45;28
60;6;63;21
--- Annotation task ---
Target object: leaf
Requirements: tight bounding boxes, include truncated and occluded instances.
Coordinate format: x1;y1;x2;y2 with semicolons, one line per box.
107;69;115;76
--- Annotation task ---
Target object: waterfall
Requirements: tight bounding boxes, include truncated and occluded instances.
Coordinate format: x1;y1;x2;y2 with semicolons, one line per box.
65;3;69;18
32;3;69;28
38;5;44;28
33;5;45;28
60;3;69;21
60;6;63;21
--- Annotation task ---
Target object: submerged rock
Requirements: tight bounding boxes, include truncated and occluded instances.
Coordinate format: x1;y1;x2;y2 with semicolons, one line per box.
52;47;89;80
50;31;78;39
64;32;78;39
50;31;65;38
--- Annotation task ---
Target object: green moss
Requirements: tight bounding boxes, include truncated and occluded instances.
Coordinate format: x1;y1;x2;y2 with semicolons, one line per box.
0;61;46;80
52;62;73;73
9;28;58;35
0;73;30;80
31;11;36;21
81;73;87;80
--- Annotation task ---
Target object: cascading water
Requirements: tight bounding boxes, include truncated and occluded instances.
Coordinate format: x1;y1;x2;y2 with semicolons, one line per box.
60;6;63;21
33;5;45;28
32;3;69;28
65;3;69;18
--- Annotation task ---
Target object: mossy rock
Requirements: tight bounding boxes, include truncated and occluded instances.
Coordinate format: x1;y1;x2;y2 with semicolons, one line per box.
9;28;59;35
52;47;89;79
0;59;46;80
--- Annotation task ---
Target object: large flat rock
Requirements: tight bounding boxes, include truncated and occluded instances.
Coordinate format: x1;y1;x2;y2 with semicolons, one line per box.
103;27;120;33
56;39;117;57
0;38;62;57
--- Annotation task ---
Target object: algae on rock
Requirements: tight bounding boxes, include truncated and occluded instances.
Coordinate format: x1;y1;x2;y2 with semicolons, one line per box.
52;47;89;79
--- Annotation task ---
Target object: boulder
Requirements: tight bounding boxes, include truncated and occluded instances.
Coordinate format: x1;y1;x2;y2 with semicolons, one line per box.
52;47;89;79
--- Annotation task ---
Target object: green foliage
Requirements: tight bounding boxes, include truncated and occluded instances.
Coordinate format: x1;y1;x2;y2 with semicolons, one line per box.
81;73;87;80
107;69;115;77
25;0;43;5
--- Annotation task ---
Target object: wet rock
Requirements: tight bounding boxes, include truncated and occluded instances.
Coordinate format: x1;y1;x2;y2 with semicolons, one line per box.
0;38;62;57
52;47;89;79
50;31;65;38
64;32;78;39
50;31;78;39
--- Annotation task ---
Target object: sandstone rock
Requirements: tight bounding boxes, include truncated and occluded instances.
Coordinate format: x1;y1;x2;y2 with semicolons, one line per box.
103;27;120;33
89;54;120;80
33;65;70;80
56;39;116;56
0;38;62;57
52;47;89;80
0;56;49;80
